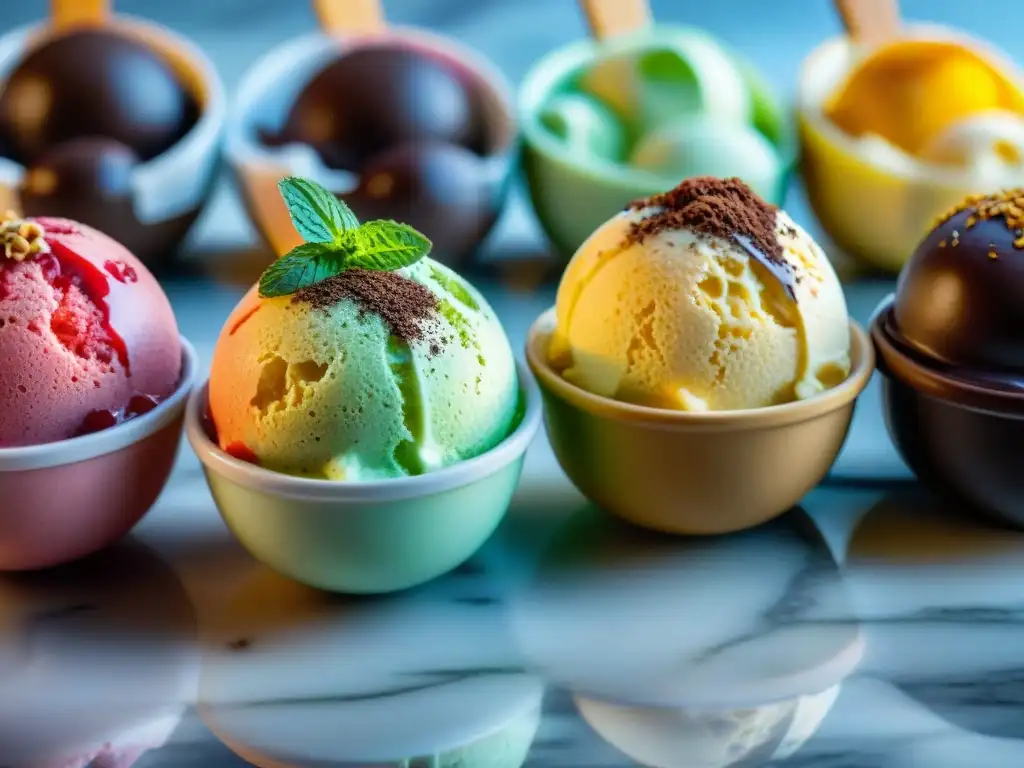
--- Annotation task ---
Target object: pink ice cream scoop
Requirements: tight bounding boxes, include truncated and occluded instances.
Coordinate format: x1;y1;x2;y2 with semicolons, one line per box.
0;216;181;446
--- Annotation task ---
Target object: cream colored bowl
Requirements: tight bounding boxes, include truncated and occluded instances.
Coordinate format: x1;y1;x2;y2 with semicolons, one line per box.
798;24;1024;273
526;309;874;534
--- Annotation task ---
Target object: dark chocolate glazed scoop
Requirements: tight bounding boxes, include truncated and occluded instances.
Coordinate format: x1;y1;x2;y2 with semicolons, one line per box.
875;190;1024;526
893;192;1024;375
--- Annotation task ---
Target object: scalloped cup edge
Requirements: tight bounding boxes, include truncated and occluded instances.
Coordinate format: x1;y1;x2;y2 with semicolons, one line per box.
526;308;874;430
186;361;542;503
0;336;197;472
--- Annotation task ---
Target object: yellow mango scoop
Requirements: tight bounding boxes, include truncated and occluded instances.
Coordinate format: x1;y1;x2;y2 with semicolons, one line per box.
825;39;1024;156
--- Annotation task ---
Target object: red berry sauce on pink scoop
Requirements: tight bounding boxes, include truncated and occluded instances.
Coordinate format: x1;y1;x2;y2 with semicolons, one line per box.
0;216;181;446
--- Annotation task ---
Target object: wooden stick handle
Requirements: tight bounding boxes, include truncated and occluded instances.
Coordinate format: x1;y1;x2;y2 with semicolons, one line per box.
579;0;652;41
314;0;386;36
835;0;901;46
51;0;109;31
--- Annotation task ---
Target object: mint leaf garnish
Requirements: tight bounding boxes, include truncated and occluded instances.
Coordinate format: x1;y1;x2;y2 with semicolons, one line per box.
278;176;359;243
347;220;432;271
258;242;349;298
257;176;434;299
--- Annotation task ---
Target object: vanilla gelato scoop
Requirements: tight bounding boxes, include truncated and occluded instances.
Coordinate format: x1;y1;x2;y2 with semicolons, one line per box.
549;177;850;411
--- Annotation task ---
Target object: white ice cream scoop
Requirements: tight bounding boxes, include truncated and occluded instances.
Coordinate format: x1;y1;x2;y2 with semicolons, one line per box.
920;110;1024;176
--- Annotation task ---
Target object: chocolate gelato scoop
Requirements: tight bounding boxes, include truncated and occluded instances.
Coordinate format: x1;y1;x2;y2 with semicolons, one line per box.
341;141;492;266
892;190;1024;377
272;44;488;172
18;137;202;270
19;137;138;220
0;29;197;164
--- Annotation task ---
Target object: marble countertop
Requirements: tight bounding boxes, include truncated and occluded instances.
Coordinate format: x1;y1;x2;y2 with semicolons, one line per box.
12;478;1024;768
5;1;1024;766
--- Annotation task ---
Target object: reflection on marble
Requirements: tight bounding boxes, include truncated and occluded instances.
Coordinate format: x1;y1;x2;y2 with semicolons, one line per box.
846;490;1024;741
12;485;1024;767
757;488;1024;767
573;686;840;768
511;507;862;705
197;540;543;767
508;506;862;767
0;539;197;767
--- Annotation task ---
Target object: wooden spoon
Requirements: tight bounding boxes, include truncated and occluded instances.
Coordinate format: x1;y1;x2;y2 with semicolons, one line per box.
314;0;386;36
834;0;901;47
51;0;109;32
50;0;109;32
579;0;652;42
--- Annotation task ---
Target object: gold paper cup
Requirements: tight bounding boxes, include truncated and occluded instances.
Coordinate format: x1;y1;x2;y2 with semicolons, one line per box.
526;309;874;535
798;24;1024;273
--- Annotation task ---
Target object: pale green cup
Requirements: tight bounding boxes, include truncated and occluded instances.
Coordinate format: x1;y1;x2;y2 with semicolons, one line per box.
186;365;541;594
520;26;796;259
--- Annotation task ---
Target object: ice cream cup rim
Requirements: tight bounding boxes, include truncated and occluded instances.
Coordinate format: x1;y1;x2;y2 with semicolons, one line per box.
185;361;542;503
526;308;873;430
0;336;197;472
797;22;1024;187
871;298;1024;418
518;25;797;191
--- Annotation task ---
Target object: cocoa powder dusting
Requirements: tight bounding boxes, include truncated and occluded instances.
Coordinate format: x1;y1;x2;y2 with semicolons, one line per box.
627;177;785;267
293;267;440;345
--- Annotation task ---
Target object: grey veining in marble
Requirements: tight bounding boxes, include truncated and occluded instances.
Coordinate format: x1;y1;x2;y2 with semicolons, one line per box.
507;508;861;709
3;484;1024;766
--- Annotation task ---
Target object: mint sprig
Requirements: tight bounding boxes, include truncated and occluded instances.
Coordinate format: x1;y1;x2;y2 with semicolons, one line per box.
347;221;432;271
258;242;350;297
259;177;432;298
279;177;359;243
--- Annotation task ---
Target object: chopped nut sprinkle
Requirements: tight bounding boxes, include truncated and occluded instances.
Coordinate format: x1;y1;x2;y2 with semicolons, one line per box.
0;211;49;262
936;190;1024;249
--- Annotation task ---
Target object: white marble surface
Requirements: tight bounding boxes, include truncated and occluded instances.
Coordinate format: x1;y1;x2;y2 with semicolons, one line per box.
8;477;1024;767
